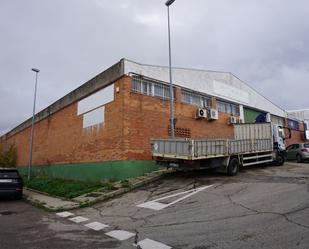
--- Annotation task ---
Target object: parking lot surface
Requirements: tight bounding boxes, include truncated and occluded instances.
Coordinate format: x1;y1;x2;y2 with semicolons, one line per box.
0;162;308;249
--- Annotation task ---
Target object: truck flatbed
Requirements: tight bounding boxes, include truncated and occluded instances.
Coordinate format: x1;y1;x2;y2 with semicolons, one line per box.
150;123;285;174
151;138;273;160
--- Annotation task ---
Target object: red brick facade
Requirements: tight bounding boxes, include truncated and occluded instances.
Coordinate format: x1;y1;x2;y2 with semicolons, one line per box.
1;75;305;167
284;121;306;147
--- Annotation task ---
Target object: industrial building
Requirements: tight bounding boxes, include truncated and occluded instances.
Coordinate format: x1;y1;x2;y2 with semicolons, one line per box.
287;109;309;140
287;109;309;127
1;59;307;181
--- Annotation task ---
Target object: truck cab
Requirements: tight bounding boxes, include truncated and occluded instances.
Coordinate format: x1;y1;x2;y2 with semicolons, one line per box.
273;124;286;151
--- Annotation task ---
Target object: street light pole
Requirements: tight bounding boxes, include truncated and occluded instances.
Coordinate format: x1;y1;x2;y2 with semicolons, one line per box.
28;68;40;180
166;0;176;138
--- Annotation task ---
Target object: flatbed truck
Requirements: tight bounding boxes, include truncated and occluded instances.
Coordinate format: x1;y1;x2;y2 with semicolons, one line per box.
150;123;286;176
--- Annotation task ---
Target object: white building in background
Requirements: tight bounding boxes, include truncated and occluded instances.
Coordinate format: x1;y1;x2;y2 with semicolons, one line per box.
287;109;309;130
287;109;309;140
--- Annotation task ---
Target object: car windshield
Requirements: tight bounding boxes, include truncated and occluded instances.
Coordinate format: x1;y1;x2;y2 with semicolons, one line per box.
0;171;19;178
304;144;309;148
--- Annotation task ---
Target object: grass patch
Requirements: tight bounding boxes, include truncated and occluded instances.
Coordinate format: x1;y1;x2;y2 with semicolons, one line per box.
104;180;118;190
23;177;104;199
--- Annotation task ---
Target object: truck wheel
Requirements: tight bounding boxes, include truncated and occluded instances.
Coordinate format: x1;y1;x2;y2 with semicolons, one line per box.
275;153;285;166
227;158;239;176
296;154;303;163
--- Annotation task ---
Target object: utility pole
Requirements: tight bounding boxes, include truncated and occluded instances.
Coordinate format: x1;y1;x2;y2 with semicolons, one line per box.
28;68;40;180
166;0;176;138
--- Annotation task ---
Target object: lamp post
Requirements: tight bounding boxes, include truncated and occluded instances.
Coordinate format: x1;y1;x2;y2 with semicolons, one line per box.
28;68;40;180
166;0;176;138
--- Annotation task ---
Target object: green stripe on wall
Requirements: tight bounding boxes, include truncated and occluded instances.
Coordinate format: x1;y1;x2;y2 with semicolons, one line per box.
18;160;159;182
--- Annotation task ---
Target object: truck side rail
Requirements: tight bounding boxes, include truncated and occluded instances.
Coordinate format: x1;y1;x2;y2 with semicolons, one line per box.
194;139;228;158
151;139;194;159
229;138;272;154
151;138;273;160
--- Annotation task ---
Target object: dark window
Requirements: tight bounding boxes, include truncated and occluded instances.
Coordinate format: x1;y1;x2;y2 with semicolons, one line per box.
132;78;142;92
287;119;299;130
217;100;239;115
181;90;210;107
304;144;309;148
132;76;172;100
0;171;19;178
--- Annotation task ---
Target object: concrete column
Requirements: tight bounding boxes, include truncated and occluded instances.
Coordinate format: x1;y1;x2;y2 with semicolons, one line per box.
266;113;271;122
239;105;244;123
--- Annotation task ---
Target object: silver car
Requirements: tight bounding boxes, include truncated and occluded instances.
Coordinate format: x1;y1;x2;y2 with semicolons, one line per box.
286;143;309;162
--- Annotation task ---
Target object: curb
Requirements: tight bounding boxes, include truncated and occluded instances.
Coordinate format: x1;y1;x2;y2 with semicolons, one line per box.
24;187;78;203
75;169;172;207
23;190;80;212
23;168;173;211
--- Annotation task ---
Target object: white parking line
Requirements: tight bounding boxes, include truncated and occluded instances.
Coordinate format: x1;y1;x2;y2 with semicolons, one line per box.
138;201;168;211
84;221;109;231
68;216;89;223
56;211;74;218
105;230;135;241
55;214;173;247
137;185;213;211
137;238;172;249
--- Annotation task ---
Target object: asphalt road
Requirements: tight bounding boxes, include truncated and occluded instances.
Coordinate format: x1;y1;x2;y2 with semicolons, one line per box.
0;162;308;249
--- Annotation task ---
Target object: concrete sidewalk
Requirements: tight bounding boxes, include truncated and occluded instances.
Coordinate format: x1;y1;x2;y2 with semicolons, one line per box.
23;188;80;211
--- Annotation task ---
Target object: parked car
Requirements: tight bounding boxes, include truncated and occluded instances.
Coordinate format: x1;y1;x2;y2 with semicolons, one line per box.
286;143;309;163
0;168;23;199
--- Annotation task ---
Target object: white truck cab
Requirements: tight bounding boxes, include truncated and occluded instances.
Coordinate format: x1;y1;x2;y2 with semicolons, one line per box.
273;124;286;151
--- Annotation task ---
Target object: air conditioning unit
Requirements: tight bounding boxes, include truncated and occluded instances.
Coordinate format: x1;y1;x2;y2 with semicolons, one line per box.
196;108;207;119
229;116;237;124
208;109;219;120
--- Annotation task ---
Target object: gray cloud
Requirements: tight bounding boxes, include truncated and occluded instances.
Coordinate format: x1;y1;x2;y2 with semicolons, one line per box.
0;0;308;135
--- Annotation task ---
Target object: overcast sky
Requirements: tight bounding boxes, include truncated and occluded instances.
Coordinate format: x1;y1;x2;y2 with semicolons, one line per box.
1;0;308;135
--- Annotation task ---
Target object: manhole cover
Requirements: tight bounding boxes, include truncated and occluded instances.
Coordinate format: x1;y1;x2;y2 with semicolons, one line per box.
0;211;15;216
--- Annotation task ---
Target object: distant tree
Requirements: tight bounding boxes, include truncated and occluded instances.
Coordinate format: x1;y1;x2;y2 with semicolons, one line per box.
0;144;17;168
5;145;17;167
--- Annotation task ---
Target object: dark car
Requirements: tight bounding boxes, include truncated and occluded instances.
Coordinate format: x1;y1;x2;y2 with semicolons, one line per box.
0;168;23;199
286;143;309;163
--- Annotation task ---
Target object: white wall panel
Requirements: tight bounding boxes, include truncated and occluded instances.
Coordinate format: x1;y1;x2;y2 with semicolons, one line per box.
124;59;286;117
287;109;309;121
83;107;104;128
213;80;249;104
78;84;114;115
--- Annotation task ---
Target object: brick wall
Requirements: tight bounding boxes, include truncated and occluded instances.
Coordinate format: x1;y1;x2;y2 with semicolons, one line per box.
122;77;235;160
3;77;127;167
284;120;306;147
2;75;245;167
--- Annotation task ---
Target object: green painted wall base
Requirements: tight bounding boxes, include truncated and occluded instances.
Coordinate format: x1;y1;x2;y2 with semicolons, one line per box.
18;160;159;182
